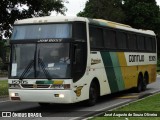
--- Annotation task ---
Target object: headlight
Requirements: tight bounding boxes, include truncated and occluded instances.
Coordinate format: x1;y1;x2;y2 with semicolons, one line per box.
9;84;21;89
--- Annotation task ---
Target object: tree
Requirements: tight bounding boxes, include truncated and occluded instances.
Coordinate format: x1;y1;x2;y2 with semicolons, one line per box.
77;0;125;23
0;0;67;39
0;40;7;70
122;0;160;30
0;0;67;70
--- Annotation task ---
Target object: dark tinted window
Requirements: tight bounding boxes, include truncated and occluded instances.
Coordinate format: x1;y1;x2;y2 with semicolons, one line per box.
117;32;127;49
145;37;152;51
152;37;156;52
74;22;86;40
104;29;116;49
89;26;104;48
72;43;87;81
137;35;145;50
128;34;137;50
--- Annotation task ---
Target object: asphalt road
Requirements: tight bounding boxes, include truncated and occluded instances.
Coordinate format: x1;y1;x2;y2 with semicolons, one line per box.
0;77;160;120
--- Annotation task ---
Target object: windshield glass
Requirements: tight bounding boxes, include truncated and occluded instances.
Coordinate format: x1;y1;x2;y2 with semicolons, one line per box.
10;43;71;79
11;44;35;78
11;24;72;40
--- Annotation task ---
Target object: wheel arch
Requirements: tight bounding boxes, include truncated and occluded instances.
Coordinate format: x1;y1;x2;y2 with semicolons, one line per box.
90;77;100;96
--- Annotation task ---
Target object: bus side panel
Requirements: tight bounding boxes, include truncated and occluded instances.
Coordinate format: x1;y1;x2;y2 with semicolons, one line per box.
100;52;125;93
124;52;157;88
90;51;111;96
149;64;157;83
110;52;125;90
117;52;138;89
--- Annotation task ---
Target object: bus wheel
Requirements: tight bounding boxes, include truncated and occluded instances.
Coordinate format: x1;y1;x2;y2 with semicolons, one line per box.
136;75;143;93
87;82;99;106
142;74;148;91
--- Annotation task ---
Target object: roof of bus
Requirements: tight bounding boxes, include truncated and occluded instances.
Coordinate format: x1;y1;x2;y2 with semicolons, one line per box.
14;16;155;36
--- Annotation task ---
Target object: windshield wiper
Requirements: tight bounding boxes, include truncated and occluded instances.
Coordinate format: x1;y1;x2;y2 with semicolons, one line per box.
20;60;34;80
38;58;51;80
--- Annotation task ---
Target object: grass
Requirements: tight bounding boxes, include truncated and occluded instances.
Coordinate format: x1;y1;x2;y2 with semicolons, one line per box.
0;80;8;96
92;93;160;120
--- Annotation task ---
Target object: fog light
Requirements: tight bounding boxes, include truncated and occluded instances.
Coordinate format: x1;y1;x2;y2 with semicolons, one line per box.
10;93;19;97
10;93;15;97
59;94;64;98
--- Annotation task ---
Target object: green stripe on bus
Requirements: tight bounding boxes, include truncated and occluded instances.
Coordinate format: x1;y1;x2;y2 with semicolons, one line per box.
36;80;52;84
110;52;125;90
100;52;119;93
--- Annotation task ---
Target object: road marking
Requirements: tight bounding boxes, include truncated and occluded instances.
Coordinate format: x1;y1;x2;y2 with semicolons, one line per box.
117;95;138;99
69;99;131;120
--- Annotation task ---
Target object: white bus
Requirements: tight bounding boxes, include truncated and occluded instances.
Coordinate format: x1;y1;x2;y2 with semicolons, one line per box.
9;16;157;106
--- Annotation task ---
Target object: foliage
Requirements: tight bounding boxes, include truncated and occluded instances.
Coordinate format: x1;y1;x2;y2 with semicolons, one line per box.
0;40;8;70
77;0;125;23
0;40;5;63
78;0;160;31
0;80;8;96
122;0;160;31
0;0;67;39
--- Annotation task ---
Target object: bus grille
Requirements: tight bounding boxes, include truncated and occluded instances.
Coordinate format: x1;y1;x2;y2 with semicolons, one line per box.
21;84;50;88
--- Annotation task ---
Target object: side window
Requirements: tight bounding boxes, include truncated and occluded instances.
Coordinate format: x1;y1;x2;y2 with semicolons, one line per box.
145;37;152;51
117;32;127;49
137;35;145;51
89;26;104;48
128;34;137;50
152;37;156;52
72;43;87;81
104;29;116;49
74;22;87;40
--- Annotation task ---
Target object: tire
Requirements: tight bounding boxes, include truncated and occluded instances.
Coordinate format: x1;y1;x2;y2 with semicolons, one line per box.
142;75;147;91
136;75;143;93
87;82;99;106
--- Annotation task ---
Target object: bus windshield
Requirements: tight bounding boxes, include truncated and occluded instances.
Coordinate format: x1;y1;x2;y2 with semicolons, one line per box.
10;43;71;79
11;24;72;40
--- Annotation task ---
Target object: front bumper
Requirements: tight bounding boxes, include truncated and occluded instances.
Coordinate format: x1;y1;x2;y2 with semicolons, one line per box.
9;89;76;103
